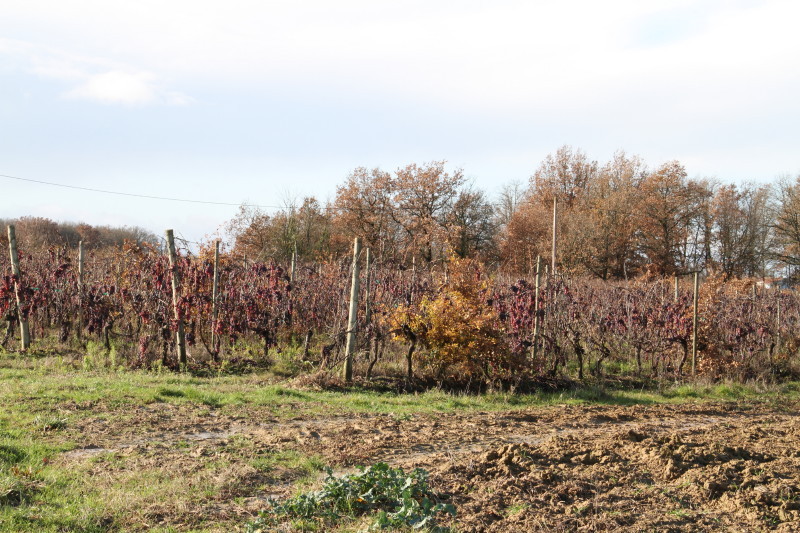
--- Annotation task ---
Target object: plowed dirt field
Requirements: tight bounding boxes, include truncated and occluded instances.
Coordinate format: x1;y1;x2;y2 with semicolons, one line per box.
60;399;800;531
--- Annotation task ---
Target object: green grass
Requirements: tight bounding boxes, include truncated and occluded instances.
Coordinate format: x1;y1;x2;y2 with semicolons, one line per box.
249;449;326;484
0;419;93;531
3;353;799;419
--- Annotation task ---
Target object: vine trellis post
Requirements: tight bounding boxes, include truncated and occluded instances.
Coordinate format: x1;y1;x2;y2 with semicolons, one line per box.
692;271;699;377
211;239;220;359
342;237;362;383
364;247;372;327
7;225;30;351
532;255;542;365
290;241;297;284
165;229;187;366
77;240;85;340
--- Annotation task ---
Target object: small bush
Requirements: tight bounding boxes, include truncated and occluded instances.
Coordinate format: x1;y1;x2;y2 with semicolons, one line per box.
387;257;521;383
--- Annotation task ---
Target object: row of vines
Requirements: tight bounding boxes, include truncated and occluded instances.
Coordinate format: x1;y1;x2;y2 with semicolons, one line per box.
1;237;798;383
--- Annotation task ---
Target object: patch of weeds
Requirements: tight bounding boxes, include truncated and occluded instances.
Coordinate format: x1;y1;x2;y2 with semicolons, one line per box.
245;463;455;532
269;386;309;400
0;469;36;506
763;512;782;527
249;449;325;482
504;502;529;517
183;389;224;408
667;384;703;398
669;508;691;519
157;387;185;398
287;517;323;531
82;340;115;371
571;503;592;516
0;458;45;507
271;349;307;378
713;383;749;399
780;382;800;393
32;415;68;432
564;385;614;404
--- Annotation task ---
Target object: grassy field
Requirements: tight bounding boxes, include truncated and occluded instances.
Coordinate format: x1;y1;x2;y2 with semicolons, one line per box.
2;352;799;532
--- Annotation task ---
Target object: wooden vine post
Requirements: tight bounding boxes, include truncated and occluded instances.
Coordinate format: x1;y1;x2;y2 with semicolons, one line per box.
674;275;679;301
7;225;31;351
77;240;85;287
342;237;361;382
165;230;187;366
77;240;85;339
290;241;297;284
211;239;220;358
551;196;558;274
776;294;782;355
364;247;372;326
532;255;542;363
691;271;699;377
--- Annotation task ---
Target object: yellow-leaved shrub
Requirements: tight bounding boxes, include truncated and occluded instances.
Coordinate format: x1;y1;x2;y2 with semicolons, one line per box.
387;257;522;382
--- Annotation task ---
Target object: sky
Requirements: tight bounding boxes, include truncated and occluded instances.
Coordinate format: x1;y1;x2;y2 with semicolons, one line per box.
1;0;799;244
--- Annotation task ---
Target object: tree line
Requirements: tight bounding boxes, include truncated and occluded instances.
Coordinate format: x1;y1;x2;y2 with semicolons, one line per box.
227;146;800;280
0;217;158;251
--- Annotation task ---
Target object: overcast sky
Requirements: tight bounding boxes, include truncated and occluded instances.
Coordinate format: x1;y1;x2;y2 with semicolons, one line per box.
1;0;799;243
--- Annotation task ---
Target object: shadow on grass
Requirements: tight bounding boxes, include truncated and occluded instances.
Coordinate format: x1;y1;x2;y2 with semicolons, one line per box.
0;443;26;465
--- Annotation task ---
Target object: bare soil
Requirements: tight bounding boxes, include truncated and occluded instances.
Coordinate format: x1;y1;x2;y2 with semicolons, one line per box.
58;399;800;531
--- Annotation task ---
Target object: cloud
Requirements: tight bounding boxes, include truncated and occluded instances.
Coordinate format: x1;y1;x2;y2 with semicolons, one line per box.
0;37;192;106
64;70;156;105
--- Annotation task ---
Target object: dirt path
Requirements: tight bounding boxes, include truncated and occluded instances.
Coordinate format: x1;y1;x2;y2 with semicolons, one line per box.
59;400;800;531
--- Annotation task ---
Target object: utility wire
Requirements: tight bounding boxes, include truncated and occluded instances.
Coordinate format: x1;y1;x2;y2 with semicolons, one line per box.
0;173;396;213
0;173;282;209
1;172;635;216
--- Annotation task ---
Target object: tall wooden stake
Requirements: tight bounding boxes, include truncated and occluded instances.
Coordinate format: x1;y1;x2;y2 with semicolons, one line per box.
165;229;187;366
674;275;679;301
7;225;30;351
77;240;85;339
532;255;542;364
691;271;699;377
551;196;558;274
364;247;372;326
290;241;297;284
78;240;85;287
342;237;362;382
776;293;782;355
211;240;220;356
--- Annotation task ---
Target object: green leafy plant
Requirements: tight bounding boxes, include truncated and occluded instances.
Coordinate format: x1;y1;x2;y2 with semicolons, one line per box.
246;462;455;532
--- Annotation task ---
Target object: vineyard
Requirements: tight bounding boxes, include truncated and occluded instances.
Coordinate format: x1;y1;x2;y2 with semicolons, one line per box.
4;229;800;532
2;230;798;385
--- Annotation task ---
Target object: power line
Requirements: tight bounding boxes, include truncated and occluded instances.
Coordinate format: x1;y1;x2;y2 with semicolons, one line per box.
1;173;383;214
0;172;477;214
0;173;283;209
1;172;634;216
